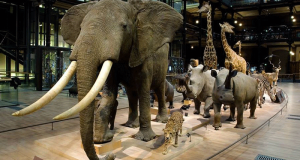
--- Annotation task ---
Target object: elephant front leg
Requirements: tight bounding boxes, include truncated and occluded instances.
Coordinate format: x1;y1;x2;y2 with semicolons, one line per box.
135;90;156;141
203;97;213;118
154;82;168;123
212;103;222;130
125;88;139;128
226;104;236;121
193;98;201;115
134;71;156;141
234;101;246;129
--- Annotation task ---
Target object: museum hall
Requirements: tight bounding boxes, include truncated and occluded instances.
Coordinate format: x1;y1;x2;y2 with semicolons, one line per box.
0;0;299;160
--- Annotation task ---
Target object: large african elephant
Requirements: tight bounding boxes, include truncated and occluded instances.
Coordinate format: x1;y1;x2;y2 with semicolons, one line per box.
12;0;182;159
211;67;259;130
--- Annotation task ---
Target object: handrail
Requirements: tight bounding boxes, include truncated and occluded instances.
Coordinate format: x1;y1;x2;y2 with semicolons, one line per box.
0;94;184;134
206;88;288;160
0;117;79;133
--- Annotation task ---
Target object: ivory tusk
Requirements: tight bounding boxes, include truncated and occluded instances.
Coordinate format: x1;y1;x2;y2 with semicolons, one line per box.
53;60;113;120
12;61;77;116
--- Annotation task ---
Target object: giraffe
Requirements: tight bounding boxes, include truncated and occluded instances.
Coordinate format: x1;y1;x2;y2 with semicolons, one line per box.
234;40;242;56
220;22;247;73
198;1;217;69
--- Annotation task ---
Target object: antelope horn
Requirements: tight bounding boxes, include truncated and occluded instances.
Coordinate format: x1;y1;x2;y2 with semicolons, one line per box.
12;61;77;116
53;60;113;120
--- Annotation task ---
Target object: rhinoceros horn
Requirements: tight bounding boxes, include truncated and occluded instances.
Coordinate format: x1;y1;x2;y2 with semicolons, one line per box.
224;64;238;89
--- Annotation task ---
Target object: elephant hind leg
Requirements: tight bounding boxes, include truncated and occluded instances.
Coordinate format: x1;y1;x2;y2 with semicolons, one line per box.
154;82;168;123
109;100;118;130
94;71;119;144
125;87;139;128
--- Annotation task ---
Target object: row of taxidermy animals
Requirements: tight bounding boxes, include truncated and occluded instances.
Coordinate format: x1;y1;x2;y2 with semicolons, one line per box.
161;60;281;155
173;23;281;130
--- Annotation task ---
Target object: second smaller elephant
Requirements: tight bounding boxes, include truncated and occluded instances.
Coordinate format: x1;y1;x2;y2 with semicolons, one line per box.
152;80;174;109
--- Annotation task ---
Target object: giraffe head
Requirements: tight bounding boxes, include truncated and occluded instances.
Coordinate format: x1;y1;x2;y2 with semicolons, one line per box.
219;22;234;34
233;41;241;48
198;1;211;13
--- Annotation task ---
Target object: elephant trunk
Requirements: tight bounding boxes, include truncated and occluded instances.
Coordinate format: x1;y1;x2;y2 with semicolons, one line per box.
77;57;99;160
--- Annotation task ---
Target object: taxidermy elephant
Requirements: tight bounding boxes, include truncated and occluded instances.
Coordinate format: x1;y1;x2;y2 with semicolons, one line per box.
151;80;175;109
176;64;215;118
211;66;259;130
12;0;182;160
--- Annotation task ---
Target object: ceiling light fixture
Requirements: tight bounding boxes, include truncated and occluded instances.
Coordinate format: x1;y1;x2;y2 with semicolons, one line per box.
290;51;294;55
196;20;199;24
293;19;296;22
239;23;242;26
291;15;294;19
234;20;237;24
191;46;194;49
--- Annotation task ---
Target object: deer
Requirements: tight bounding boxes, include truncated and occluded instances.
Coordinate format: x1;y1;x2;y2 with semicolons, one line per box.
263;60;281;87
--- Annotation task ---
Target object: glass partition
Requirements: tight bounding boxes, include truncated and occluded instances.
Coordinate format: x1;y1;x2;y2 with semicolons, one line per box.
0;79;19;107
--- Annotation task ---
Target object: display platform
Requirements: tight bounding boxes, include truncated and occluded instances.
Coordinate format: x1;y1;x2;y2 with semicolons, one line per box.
34;97;210;160
34;92;286;160
35;118;204;160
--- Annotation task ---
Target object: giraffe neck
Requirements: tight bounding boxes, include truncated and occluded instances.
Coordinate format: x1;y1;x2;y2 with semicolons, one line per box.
206;9;213;46
221;29;233;58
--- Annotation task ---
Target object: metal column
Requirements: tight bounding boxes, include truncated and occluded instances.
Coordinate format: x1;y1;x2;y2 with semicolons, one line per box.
182;0;186;58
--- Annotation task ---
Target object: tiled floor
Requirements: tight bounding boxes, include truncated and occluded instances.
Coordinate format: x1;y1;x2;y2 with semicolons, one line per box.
0;82;298;160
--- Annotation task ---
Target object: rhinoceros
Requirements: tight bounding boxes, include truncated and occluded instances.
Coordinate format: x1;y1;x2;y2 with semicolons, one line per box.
176;64;216;118
211;67;259;129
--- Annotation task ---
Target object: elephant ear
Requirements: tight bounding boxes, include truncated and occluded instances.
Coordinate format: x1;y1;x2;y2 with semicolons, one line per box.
128;0;183;67
61;2;97;45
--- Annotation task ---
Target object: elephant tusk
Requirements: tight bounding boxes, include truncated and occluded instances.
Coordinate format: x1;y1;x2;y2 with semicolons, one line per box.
12;61;77;116
53;60;113;120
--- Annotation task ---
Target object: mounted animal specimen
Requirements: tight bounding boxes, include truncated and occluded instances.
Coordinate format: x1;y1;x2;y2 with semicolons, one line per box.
220;22;247;74
211;65;259;130
174;73;188;102
162;111;184;155
251;73;277;105
151;80;175;109
234;40;242;56
263;61;281;87
176;64;215;118
198;1;217;69
12;0;183;159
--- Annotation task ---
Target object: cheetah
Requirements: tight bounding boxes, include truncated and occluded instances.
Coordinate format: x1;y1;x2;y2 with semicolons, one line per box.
162;111;184;155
